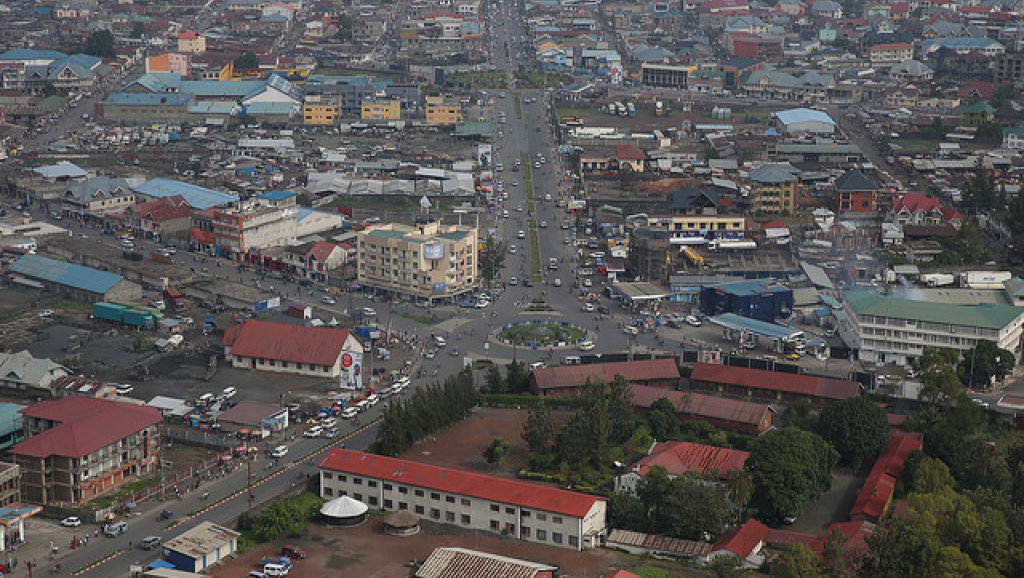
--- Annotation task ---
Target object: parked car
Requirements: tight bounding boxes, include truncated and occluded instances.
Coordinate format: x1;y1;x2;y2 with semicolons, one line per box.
61;517;82;527
37;309;54;318
282;545;307;559
141;536;162;550
685;315;703;327
270;445;288;458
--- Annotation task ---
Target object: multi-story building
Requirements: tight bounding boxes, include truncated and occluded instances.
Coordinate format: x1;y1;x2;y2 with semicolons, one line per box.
841;291;1024;366
748;165;797;214
361;99;401;121
357;219;478;303
0;463;21;507
425;96;462;125
318;449;608;550
835;169;880;213
121;194;193;241
993;53;1024;84
60;176;137;220
303;100;339;125
10;397;162;505
177;31;207;54
641;63;688;88
212;191;345;259
868;42;913;66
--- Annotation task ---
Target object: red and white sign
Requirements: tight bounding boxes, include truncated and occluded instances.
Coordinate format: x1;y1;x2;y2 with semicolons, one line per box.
341;353;353;368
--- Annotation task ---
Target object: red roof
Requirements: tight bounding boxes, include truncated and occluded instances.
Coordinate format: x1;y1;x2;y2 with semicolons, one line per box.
532;359;680;391
957;81;997;99
318;449;605;518
306;241;338;263
959;5;991;12
616;144;646;161
714;518;768;558
602;572;642;578
938;205;962;222
892;192;940;214
128;195;191;223
178;30;201;39
630;384;772;429
869;42;911;51
10;397;162;459
764;528;817;546
224;320;360;366
808;521;874;555
633;441;749;480
891;1;909;11
690;363;861;400
849;435;921;520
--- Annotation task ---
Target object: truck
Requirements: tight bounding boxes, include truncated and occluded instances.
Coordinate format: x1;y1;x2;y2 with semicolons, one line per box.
682;246;704;266
607;103;617;115
92;303;155;328
961;270;1012;289
655;101;664;116
617;102;628;116
627;102;636;117
163;287;185;311
549;257;559;271
920;273;956;287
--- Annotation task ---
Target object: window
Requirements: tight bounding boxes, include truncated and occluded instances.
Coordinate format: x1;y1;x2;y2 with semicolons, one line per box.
323;473;333;480
460;498;471;506
383;483;392;491
490;520;499;530
339;475;347;482
354;477;363;485
522;511;531;518
536;513;546;521
354;493;362;501
399;486;408;494
461;514;471;525
553;533;563;544
324;487;333;496
414;505;424;515
368;480;378;488
569;536;579;548
553;516;563;524
537;529;547;541
430;509;440;519
384;499;393;509
414;489;424;497
369;496;378;506
445;496;455;503
490;504;499;512
522;526;531;538
399;502;408;510
505;507;515;515
445;511;455;522
430;492;440;501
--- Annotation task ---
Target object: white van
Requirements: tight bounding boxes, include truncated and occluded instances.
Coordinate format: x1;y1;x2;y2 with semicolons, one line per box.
341;407;358;419
197;393;215;405
578;340;595;351
263;563;290;577
270;445;288;458
563;356;582;365
222;386;237;399
529;361;545;370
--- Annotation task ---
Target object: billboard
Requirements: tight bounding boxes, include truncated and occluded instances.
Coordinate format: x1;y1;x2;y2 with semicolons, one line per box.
254;297;282;313
423;243;445;260
338;349;364;390
433;283;446;293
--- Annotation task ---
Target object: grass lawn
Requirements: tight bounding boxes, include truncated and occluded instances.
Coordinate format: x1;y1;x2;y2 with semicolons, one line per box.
514;92;523;119
529;220;541;281
399;313;435;325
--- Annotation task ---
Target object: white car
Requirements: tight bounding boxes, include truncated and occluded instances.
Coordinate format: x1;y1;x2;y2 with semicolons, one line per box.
578;340;595;351
38;309;54;318
362;307;376;317
341;407;359;420
517;230;525;239
322;296;337;305
324;427;339;438
61;516;82;527
475;299;490;308
581;303;595;312
270;445;288;458
321;417;337;429
539;221;547;228
509;245;517;254
583;278;593;287
623;326;639;336
304;425;324;438
116;384;134;396
685;315;703;327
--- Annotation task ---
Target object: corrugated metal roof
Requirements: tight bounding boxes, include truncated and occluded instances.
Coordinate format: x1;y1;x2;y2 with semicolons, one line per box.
10;254;123;294
163;522;239;559
607;529;712;557
224;320;359;366
134;178;238;210
691;363;860;400
416;547;557;578
630;385;771;428
846;290;1024;330
532;359;679;390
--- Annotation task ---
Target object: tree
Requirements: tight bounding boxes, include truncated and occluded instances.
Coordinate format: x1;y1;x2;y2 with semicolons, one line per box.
504;361;530;394
483;364;506;394
479;234;506;284
725;469;754;522
334;14;353;41
866;515;943;578
917;347;963;407
907;455;955;494
959;340;1015;389
645;396;680;440
607;492;647;531
748;428;839;521
772;544;823;578
483;437;510;464
84;30;115;58
618;164;638;188
816;396;888;470
521;405;555;453
708;556;742;578
657;475;730;540
131;22;147;39
780;398;817;430
234;52;259;71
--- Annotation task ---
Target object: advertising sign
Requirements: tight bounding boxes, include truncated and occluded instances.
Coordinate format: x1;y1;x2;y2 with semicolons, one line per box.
423;243;445;260
339;350;364;390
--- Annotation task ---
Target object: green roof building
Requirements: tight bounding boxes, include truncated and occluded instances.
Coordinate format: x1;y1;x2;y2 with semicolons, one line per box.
842;291;1024;366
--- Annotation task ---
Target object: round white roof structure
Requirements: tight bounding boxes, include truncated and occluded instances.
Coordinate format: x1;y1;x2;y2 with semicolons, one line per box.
320;496;368;518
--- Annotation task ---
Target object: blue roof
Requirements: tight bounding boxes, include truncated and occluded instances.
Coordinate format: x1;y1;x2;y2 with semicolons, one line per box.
258;190;297;201
0;49;67;62
34;162;86;179
241;101;296;115
187;101;236;114
924;37;1003;50
774;107;836;126
129;72;182;92
705;279;790;296
709;313;803;340
104;92;193;106
134;179;238;210
180;80;266;98
10;254;124;294
0;403;24;437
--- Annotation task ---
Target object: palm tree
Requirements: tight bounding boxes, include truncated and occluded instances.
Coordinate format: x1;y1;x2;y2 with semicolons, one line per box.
725;469;753;524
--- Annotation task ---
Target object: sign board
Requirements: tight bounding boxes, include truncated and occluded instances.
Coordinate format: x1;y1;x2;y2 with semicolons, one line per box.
423;243;445;260
254;296;282;313
339;350;364;390
433;282;447;293
568;199;586;210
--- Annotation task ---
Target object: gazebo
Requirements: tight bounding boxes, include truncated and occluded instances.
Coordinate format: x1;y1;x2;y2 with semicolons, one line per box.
383;509;421;537
319;496;368;526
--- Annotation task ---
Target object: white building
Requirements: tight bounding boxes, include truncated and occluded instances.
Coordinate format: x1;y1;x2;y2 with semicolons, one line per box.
318;449;608;550
841;291;1024;366
223;320;365;387
773;107;836;135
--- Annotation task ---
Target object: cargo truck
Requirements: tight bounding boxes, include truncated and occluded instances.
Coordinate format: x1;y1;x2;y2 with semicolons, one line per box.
163;287;185;311
920;273;955;287
92;303;155;328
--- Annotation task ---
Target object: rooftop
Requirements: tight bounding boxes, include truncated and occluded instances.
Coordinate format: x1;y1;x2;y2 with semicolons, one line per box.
531;358;679;390
134;178;238;210
416;547;558;578
629;384;771;427
223;320;361;366
319;450;605;518
10;253;125;294
773;107;836;127
10;397;162;459
691;362;861;400
846;290;1024;329
163;522;239;559
631;441;750;480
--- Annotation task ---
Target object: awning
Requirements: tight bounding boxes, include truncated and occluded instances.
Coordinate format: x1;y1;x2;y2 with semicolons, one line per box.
11;277;44;289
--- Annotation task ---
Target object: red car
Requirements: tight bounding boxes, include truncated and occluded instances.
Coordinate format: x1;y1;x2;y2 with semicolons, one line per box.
282;545;306;559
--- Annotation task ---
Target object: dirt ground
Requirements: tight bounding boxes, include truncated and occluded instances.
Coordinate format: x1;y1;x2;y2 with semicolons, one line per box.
397;407;573;478
213;517;624;578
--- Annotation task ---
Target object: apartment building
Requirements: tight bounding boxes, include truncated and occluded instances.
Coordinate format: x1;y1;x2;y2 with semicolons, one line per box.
177;31;207;54
212;192;344;258
10;397;162;505
303;100;339;125
868;43;913;66
841;291;1024;366
425;96;462;125
61;176;137;220
357;220;478;303
318;449;607;551
361;99;401;121
748;165;797;214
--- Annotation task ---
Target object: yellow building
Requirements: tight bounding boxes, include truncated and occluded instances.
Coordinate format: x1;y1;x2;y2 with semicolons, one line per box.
425;96;462;125
177;30;206;54
748;165;798;214
361;99;401;121
645;214;747;236
303;102;339;125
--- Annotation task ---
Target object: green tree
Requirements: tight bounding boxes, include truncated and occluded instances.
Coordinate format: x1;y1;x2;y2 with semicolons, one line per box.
963;158;997;209
772;544;823;578
645;396;680;440
917;347;963;407
780;398;817;430
521;405;555;453
748;428;839;520
907;455;955;494
959;340;1015;389
483;364;506;393
618;164;638;187
658;475;730;540
816;396;888;470
504;361;530;394
866;515;943;578
483;437;510;464
334;14;353;41
479;234;507;283
131;22;147;39
725;469;753;522
84;30;115;58
607;491;647;531
234;51;259;71
708;556;742;578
